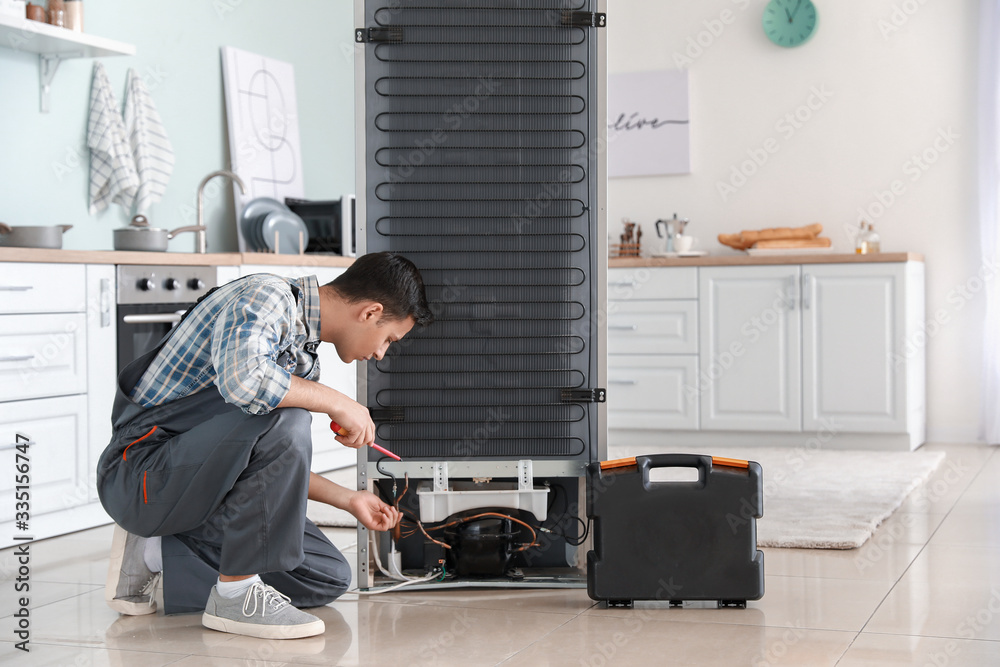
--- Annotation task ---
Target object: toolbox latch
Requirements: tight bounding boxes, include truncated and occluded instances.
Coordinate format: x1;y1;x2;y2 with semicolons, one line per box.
560;387;607;403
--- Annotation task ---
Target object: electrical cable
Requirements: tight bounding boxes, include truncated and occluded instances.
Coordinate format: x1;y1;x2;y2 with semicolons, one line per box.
350;570;441;595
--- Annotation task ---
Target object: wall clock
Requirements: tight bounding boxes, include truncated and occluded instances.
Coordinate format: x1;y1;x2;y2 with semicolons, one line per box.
763;0;818;48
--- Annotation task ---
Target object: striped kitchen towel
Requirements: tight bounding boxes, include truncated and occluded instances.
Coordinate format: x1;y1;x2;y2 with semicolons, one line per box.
87;62;139;214
123;68;174;214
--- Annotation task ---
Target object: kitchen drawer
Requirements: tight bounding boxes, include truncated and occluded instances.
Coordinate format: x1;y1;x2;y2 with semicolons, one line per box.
607;354;699;430
608;267;697;301
0;313;87;402
607;300;698;354
0;394;89;515
0;263;86;315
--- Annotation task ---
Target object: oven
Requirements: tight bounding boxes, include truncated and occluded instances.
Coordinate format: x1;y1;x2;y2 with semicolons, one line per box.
116;265;219;376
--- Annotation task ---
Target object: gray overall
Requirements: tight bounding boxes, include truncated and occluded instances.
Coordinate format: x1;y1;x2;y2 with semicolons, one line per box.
96;307;351;614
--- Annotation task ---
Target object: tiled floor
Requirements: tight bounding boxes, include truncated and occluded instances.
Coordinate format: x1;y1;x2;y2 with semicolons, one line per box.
2;442;1000;666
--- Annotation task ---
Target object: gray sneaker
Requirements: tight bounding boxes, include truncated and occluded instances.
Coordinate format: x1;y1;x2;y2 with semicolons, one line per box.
105;524;160;615
202;582;325;639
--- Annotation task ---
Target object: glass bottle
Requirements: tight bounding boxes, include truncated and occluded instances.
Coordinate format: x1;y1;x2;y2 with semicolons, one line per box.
855;221;869;254
865;223;881;253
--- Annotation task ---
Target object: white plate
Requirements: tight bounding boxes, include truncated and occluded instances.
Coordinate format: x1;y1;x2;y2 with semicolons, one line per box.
261;210;309;254
745;247;836;256
650;250;708;258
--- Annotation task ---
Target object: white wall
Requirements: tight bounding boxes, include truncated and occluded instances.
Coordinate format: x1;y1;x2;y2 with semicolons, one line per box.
608;0;983;443
0;1;355;254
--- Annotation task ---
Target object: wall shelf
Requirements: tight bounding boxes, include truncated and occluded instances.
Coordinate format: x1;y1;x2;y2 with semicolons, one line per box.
0;13;135;112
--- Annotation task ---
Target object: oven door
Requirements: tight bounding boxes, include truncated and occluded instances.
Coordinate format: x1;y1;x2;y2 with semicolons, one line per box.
116;302;193;376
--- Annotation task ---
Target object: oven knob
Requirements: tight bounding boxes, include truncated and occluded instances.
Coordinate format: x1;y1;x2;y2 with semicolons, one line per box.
137;278;156;291
188;278;205;291
164;278;180;291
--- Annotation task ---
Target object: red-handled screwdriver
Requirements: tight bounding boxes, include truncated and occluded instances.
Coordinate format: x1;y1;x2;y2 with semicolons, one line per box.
330;421;402;461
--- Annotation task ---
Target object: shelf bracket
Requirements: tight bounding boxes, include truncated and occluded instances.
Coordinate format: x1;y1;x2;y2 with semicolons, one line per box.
39;52;81;113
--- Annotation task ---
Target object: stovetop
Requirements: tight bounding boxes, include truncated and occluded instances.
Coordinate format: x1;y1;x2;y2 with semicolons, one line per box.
116;265;219;305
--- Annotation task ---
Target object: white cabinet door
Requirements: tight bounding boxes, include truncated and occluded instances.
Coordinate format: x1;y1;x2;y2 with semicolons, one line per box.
699;265;802;431
607;354;698;429
0;263;86;315
0;395;89;516
607;300;698;355
802;264;907;433
0;313;88;402
239;264;356;471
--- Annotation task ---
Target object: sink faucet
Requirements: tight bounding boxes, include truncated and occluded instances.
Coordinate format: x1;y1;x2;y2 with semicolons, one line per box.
196;169;248;253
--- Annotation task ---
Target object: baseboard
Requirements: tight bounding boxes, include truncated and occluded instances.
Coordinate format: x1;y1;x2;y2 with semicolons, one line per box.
609;429;922;452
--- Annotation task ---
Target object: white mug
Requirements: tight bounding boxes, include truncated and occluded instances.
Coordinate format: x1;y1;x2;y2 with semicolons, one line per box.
674;235;698;253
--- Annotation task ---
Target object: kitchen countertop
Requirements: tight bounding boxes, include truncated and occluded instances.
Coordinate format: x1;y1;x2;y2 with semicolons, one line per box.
0;248;355;267
0;248;922;268
609;252;922;267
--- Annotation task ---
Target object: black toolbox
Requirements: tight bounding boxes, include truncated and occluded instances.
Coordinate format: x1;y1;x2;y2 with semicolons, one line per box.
587;453;764;608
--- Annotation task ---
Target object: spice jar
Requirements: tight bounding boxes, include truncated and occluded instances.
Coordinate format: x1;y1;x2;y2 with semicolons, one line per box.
63;0;81;31
47;0;64;27
25;2;46;21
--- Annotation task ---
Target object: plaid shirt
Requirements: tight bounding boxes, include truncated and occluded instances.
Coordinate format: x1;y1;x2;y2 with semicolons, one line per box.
130;273;322;415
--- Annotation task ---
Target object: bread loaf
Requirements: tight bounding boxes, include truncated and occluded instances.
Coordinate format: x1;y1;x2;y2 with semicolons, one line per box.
717;223;823;251
753;237;832;249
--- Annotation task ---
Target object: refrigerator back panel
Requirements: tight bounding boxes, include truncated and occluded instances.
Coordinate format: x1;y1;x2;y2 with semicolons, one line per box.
360;0;602;461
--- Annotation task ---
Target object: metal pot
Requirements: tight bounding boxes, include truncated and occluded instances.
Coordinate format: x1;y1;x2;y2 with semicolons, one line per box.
113;215;206;252
0;223;73;249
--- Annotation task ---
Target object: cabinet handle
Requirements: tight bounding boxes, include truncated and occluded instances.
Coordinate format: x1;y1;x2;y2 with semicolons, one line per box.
0;286;33;291
609;379;638;385
801;273;811;310
100;278;112;328
608;324;638;331
0;355;34;363
609;280;639;287
123;313;184;324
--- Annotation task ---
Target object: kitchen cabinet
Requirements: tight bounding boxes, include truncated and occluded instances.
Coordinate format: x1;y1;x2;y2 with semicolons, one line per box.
0;262;115;547
699;265;802;431
802;264;923;436
698;262;925;447
240;264;357;472
607;260;926;451
607;267;700;431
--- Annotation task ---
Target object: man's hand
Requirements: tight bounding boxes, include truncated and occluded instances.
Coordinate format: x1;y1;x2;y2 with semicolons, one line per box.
347;490;400;532
329;397;376;449
277;375;375;447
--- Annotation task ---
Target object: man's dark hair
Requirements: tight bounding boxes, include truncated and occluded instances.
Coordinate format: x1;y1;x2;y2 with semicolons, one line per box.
327;252;433;327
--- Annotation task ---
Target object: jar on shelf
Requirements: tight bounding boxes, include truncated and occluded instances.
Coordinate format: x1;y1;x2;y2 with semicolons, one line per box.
855;221;869;254
47;0;64;27
865;222;881;253
63;0;81;31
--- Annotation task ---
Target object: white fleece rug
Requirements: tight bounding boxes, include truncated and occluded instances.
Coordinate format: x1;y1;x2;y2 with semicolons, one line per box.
308;448;945;549
607;446;945;549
